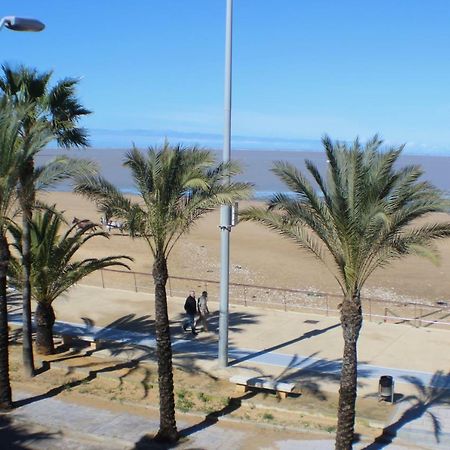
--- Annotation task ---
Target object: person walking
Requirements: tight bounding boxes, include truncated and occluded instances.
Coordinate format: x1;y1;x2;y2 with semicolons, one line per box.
183;290;198;335
196;291;210;332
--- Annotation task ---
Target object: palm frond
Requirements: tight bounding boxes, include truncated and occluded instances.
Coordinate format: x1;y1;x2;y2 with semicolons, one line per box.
244;135;450;296
35;156;98;191
76;143;253;258
8;208;132;304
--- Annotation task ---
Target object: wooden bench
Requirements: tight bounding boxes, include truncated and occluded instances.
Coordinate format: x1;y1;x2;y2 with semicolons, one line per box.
230;375;296;399
62;334;101;351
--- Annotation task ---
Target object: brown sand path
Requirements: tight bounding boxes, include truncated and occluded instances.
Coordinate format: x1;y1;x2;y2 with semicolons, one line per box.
38;191;450;305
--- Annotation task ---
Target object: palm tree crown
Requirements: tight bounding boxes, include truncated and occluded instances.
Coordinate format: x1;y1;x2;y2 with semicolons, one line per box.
0;106;52;234
8;208;132;305
76;143;252;258
0;64;91;147
242;135;450;295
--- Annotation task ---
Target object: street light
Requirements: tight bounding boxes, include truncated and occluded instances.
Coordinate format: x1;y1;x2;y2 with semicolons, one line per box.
0;16;45;32
218;0;233;368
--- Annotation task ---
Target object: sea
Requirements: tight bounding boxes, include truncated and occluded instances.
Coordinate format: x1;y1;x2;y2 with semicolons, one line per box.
36;147;450;200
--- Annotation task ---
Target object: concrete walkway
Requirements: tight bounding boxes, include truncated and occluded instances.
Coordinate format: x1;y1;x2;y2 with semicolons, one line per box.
8;313;449;392
9;284;450;393
6;284;450;448
2;391;423;450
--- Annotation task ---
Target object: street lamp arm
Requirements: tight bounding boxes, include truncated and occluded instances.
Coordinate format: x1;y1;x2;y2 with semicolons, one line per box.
0;16;45;32
0;17;8;31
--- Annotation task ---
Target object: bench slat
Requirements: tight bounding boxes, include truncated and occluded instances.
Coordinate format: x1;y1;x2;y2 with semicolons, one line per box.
230;375;295;393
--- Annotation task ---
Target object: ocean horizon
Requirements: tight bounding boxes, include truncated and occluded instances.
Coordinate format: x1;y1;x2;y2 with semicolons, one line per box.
80;129;450;157
37;146;450;197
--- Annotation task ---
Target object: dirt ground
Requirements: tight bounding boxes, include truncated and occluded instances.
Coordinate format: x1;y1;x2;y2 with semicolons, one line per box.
38;191;450;305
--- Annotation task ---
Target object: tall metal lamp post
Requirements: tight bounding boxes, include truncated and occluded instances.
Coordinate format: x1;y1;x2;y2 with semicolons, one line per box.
0;16;45;32
218;0;233;368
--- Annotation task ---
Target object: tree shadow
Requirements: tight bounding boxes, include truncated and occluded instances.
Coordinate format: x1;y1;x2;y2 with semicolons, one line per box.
97;313;154;334
363;370;450;449
170;309;260;339
52;313;155;355
167;310;261;377
132;390;259;449
14;349;155;408
230;351;373;402
180;390;258;436
0;413;56;449
15;314;158;407
6;290;22;315
229;322;340;366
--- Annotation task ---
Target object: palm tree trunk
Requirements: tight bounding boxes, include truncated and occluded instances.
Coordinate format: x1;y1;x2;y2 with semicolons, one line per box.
20;159;35;377
152;255;178;443
35;302;56;355
0;234;12;409
335;291;363;450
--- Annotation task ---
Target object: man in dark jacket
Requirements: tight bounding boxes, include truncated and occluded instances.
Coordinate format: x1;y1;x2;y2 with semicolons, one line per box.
183;290;198;335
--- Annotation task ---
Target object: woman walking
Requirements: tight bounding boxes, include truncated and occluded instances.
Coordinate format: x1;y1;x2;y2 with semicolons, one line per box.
196;291;210;332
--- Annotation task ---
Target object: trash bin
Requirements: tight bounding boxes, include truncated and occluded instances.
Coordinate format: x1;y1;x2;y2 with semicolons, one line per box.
378;375;394;403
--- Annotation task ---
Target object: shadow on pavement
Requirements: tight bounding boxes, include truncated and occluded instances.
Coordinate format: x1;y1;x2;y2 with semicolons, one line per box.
0;413;56;449
170;309;260;339
15;314;157;407
132;391;259;450
97;313;154;334
363;370;450;449
180;390;258;436
168;310;261;376
233;350;374;403
6;291;22;315
229;322;340;366
14;349;155;408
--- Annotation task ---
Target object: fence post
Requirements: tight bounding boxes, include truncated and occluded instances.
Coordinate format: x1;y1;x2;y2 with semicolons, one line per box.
100;269;105;289
369;298;372;322
244;286;247;307
283;293;287;312
384;307;388;323
419;308;422;327
326;295;329;316
414;303;417;328
133;273;138;293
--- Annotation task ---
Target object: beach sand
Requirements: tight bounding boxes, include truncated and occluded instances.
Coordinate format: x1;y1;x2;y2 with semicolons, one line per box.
36;191;450;305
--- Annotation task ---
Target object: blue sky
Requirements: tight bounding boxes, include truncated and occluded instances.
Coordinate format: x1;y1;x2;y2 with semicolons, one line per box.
2;0;450;153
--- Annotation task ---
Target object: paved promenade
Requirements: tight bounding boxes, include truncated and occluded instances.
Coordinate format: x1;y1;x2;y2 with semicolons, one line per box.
32;284;450;394
6;284;450;448
2;391;425;450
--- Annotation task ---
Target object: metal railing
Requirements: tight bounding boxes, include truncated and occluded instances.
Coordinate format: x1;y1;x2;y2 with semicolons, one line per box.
80;268;450;330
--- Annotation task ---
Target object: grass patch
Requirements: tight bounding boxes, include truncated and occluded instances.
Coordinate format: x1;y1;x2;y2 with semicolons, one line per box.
176;388;194;412
197;392;211;403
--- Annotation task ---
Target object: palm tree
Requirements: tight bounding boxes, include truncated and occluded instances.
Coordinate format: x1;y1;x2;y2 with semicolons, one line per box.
8;208;132;355
0;105;53;409
241;135;450;450
75;143;252;443
0;64;91;376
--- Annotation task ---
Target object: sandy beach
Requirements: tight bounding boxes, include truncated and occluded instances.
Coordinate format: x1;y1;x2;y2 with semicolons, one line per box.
37;191;450;305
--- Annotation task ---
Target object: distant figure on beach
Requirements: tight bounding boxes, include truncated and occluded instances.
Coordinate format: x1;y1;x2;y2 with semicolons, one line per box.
183;290;198;336
72;217;97;232
100;216;125;234
196;291;210;331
